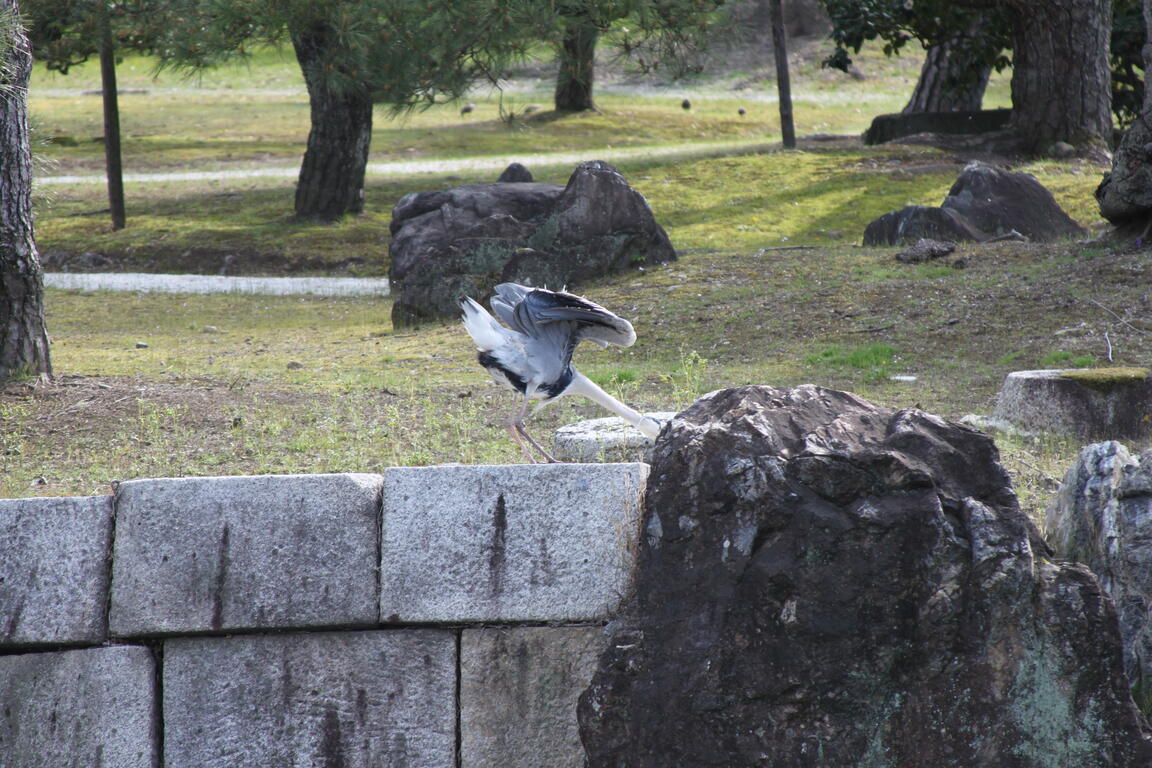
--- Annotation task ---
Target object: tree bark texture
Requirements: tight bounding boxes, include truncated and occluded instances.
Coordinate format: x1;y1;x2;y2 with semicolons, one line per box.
554;16;598;112
99;16;126;231
1004;0;1113;152
0;0;52;383
291;24;373;222
903;39;990;113
1097;0;1152;224
769;0;795;148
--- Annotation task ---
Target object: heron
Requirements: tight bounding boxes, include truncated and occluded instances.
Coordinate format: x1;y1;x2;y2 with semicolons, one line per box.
460;283;662;463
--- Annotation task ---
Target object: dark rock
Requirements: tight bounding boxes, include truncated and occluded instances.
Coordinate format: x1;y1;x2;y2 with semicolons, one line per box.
942;162;1086;243
389;161;675;326
864;162;1086;246
863;206;983;246
864;108;1013;145
1047;441;1152;711
894;238;956;263
497;162;534;183
579;385;1152;767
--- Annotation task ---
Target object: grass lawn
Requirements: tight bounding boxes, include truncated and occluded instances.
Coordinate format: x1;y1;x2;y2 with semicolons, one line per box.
5;37;1148;533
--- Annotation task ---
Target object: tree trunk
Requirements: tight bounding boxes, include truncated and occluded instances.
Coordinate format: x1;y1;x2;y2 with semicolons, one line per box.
555;16;597;112
1005;0;1112;153
903;38;990;113
0;0;51;384
291;24;373;222
1097;0;1152;225
99;12;126;231
769;0;795;148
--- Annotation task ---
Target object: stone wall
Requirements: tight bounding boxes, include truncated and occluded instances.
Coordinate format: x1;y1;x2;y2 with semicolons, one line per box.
0;464;648;768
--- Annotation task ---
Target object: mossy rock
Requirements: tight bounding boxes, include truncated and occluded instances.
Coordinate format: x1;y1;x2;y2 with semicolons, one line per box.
993;368;1152;440
1059;366;1151;391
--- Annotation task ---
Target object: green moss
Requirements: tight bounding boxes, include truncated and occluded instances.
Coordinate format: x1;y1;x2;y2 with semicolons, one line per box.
1059;366;1150;390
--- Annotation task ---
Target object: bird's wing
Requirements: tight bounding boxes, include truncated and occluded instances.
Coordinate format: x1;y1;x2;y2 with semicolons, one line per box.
459;295;516;352
490;283;534;333
523;289;637;348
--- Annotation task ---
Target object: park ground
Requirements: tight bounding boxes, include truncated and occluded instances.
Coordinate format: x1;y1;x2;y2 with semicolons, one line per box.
3;37;1150;527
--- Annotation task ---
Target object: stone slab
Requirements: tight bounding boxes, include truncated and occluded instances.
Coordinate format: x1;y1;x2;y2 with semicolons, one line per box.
163;630;455;768
0;645;158;768
0;495;113;646
461;626;605;768
992;368;1152;440
110;473;382;636
553;412;675;463
381;463;648;622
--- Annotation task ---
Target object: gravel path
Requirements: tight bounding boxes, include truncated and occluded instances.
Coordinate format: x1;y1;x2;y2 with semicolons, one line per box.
45;272;390;296
35;139;762;185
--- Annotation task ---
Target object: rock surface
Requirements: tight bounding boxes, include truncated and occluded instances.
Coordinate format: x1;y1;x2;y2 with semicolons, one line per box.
461;626;604;768
992;368;1152;440
864;161;1086;245
110;473;383;635
163;630;455;768
0;645;158;768
863;108;1012;145
1047;441;1152;709
893;237;957;264
0;495;113;646
380;463;648;622
579;385;1152;767
497;162;534;182
552;412;676;463
388;160;675;326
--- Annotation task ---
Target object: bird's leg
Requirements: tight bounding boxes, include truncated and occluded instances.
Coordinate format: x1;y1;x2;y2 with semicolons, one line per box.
508;423;538;464
511;393;562;464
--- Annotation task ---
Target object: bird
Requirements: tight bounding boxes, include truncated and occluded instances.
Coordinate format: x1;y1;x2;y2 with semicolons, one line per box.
460;283;663;463
460;103;475;116
681;98;692;111
738;107;746;116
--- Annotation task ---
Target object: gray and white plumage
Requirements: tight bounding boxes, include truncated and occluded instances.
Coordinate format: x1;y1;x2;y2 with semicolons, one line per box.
460;283;661;462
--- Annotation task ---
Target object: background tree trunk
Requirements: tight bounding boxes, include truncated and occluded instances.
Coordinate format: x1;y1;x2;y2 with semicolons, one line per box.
0;0;52;384
555;15;598;112
99;11;126;231
902;38;991;113
1096;0;1152;225
1005;0;1112;152
291;24;373;222
769;0;795;147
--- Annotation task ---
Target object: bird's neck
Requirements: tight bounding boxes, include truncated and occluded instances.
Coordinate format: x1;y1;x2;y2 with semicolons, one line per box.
569;371;655;436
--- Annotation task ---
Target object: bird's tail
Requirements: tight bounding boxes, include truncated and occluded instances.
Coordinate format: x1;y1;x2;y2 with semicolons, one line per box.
459;295;509;351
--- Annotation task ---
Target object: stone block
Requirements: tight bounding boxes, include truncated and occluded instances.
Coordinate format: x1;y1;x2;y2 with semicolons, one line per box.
110;473;382;636
0;645;158;768
992;368;1152;440
553;412;676;463
0;495;113;646
461;626;605;768
381;463;648;622
163;630;455;768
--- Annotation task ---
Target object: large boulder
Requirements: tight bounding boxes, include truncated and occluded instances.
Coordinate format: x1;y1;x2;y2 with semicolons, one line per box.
579;385;1152;767
864;161;1086;245
1047;441;1152;711
388;161;675;326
